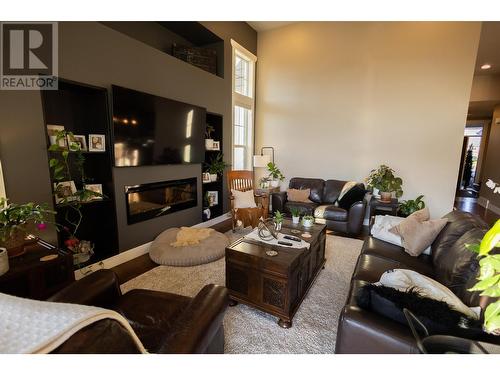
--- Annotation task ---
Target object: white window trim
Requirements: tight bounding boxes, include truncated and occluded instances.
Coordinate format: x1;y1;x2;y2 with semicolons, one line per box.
231;39;257;171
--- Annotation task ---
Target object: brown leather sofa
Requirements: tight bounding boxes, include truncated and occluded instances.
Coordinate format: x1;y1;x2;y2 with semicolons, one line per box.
47;269;229;353
335;210;500;353
271;177;367;235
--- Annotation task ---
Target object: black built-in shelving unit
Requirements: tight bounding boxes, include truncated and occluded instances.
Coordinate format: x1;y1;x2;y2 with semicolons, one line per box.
41;79;119;267
202;113;224;221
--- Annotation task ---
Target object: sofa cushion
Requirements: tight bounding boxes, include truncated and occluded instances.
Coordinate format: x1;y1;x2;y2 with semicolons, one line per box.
352;254;434;283
390;217;447;256
314;205;348;221
361;236;433;271
338;183;366;210
287;188;312;203
288;177;325;204
431;211;488;265
433;227;486;300
322;179;346;204
284;201;318;216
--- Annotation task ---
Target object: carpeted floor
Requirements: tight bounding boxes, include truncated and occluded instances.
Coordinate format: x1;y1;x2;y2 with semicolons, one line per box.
121;234;363;354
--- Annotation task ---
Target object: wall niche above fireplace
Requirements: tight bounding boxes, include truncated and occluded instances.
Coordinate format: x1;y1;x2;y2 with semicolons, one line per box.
125;178;197;225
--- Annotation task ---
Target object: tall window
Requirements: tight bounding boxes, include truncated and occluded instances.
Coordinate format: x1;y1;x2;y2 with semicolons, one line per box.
231;40;257;170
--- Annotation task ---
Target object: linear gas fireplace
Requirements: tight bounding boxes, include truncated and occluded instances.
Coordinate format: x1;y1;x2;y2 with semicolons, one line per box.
125;178;197;224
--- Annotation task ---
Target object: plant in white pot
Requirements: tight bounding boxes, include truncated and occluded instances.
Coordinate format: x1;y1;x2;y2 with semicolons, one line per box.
274;210;284;231
205;125;215;150
204;153;229;182
290;207;301;224
302;215;314;227
366;164;403;202
267;162;285;188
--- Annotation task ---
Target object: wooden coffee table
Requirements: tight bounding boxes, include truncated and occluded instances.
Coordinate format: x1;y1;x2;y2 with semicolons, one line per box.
225;219;326;328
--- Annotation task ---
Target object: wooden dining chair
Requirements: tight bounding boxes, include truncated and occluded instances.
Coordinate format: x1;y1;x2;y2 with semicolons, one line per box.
227;170;269;230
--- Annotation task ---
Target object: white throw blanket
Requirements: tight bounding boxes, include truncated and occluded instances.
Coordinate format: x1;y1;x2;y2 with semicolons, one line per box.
243;228;310;249
0;293;147;354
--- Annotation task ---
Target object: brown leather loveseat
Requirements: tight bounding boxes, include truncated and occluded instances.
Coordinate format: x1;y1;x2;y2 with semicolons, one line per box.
271;177;367;235
48;269;229;353
335;210;500;353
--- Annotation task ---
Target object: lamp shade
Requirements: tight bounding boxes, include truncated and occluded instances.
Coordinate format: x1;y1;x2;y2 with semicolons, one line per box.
253;154;271;168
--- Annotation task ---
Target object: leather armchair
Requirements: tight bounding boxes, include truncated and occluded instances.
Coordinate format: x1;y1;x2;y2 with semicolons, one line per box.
271;177;367;235
48;269;229;354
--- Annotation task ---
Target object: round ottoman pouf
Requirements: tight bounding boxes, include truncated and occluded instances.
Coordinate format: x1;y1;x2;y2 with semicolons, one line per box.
149;227;230;266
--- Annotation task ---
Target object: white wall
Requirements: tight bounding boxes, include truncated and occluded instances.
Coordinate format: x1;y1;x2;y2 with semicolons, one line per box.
255;22;481;218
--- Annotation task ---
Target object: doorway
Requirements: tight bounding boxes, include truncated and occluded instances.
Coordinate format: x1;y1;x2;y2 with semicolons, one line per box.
456;126;483;198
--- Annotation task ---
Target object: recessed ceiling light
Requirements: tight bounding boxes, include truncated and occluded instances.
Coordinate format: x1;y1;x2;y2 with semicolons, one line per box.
481;64;492;70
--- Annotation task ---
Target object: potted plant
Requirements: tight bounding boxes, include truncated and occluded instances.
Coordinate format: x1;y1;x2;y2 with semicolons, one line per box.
290;207;301;224
398;195;425;217
49;130;102;265
267;162;285;188
366;164;403;202
274;210;284;231
204;153;229;182
466;179;500;335
259;176;271;189
0;198;54;257
302;215;314;227
205;125;215;150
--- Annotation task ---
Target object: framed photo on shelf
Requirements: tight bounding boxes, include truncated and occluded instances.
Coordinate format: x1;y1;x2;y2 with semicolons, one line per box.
202;172;211;183
88;134;106;152
212;141;220;151
47;125;66;148
67;134;88;151
83;184;103;201
207;191;218;206
53;181;77;204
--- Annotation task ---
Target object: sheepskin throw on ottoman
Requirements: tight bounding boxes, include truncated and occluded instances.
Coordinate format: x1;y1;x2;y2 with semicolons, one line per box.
149;227;230;266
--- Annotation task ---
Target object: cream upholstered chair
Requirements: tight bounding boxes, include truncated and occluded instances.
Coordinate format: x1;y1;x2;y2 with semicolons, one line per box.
227;170;269;230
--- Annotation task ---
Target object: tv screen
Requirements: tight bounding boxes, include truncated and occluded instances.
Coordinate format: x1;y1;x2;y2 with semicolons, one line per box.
112;85;206;167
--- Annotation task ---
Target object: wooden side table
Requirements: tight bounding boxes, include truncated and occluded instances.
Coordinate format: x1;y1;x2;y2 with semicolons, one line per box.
255;187;280;218
0;237;74;300
369;196;399;219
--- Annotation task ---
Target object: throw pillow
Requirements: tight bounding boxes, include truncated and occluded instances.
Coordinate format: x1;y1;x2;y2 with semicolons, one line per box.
287;188;312;203
408;207;430;222
337;181;358;201
371;215;433;255
337;184;366;210
378;269;479;319
390;216;447;256
231;189;257;209
356;283;482;336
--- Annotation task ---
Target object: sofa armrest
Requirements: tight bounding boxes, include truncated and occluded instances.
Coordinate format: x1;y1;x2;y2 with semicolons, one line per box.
48;269;122;308
271;191;287;214
347;199;367;235
336;305;418;354
158;284;229;354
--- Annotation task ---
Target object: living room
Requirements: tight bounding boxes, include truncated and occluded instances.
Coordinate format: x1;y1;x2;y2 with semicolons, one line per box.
1;0;500;372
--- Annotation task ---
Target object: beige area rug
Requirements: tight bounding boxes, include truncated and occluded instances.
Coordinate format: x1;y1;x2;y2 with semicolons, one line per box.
121;234;363;354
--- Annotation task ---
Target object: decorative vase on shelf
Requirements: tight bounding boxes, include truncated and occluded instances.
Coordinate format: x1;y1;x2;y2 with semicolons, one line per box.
380;192;392;202
0;226;26;258
0;248;9;276
205;139;214;150
209;174;218;182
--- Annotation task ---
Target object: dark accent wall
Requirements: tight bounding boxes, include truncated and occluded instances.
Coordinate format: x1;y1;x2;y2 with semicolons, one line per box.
0;21;257;251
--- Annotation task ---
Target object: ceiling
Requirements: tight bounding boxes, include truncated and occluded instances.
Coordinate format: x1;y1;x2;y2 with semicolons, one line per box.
247;22;295;32
474;22;500;76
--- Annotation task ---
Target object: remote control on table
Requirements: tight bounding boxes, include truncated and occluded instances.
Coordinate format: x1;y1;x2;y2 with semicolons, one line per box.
278;241;293;246
283;235;301;242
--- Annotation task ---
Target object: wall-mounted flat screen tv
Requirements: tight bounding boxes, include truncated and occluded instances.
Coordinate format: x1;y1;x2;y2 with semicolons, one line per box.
112;85;206;167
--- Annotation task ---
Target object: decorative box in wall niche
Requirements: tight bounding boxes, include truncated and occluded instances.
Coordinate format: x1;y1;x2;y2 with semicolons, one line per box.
172;44;217;74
